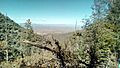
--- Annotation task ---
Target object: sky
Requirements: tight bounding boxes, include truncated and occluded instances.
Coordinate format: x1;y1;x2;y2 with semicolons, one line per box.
0;0;93;24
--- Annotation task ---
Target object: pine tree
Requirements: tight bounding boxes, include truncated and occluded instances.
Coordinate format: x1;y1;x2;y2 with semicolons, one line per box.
107;0;120;56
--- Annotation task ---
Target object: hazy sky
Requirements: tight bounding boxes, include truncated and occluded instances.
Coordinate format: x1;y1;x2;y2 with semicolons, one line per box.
0;0;93;24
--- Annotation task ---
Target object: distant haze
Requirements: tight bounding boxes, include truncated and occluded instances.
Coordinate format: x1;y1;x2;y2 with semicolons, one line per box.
31;24;82;35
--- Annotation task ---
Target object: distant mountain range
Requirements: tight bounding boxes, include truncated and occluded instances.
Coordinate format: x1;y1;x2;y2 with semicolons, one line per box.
31;24;81;35
19;22;82;35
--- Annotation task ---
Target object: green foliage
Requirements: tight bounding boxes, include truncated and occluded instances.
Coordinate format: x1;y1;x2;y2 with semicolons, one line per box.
0;12;23;62
106;0;120;56
0;0;120;67
71;0;120;67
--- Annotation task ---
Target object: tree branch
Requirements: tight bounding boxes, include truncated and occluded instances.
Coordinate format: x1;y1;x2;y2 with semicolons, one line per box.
22;40;57;53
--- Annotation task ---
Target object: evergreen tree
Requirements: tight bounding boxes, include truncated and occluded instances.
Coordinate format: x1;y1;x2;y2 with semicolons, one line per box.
107;0;120;60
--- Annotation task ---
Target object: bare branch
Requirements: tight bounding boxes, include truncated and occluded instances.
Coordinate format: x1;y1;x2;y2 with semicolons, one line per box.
22;40;57;53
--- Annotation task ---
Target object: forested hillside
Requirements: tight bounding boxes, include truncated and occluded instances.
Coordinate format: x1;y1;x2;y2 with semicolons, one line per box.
0;0;120;68
0;12;44;67
0;12;22;61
